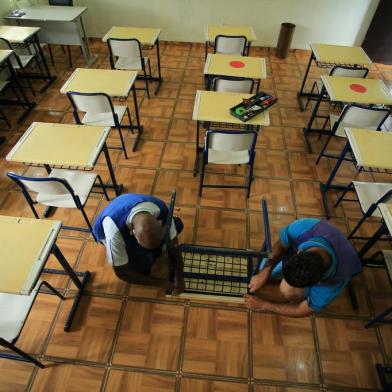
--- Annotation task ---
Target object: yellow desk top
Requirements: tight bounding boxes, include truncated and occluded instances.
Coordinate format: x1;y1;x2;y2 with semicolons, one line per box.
6;122;110;168
0;49;13;64
193;90;270;126
0;25;40;43
204;53;266;79
311;43;372;65
321;76;392;105
102;26;161;45
60;68;137;97
345;127;392;169
0;215;61;295
205;26;257;42
379;204;392;236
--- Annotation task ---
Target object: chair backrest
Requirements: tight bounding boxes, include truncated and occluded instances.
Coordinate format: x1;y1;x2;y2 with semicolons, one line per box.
212;76;254;93
205;130;257;163
107;38;142;62
67;91;114;115
7;172;75;198
49;0;73;6
214;35;247;55
337;104;391;130
0;38;23;69
330;65;369;78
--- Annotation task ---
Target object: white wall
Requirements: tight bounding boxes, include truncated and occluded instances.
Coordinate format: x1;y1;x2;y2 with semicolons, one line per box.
73;0;379;49
1;0;380;49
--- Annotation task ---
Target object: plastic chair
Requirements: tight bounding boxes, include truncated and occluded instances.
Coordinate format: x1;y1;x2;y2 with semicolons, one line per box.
316;105;390;164
334;182;392;240
7;171;109;238
107;38;152;99
214;35;247;56
67;91;132;159
0;38;42;97
199;130;258;198
0;280;65;368
305;65;369;110
212;76;254;93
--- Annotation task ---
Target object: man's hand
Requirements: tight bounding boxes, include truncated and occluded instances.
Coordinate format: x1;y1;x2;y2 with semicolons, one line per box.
244;294;271;310
248;268;270;293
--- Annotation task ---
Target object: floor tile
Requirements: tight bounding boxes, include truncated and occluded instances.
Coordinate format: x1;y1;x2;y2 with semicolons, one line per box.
252;313;319;383
0;360;33;392
46;296;121;362
106;370;176;392
183;307;248;377
316;317;382;389
112;301;184;370
180;378;248;391
31;363;105;392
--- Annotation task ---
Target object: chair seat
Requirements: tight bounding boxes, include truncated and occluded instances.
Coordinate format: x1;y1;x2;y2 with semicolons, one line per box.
0;280;41;343
81;105;127;127
208;149;250;164
36;169;97;208
381;250;392;279
0;80;10;93
114;56;148;71
11;55;35;69
353;181;392;217
329;114;378;138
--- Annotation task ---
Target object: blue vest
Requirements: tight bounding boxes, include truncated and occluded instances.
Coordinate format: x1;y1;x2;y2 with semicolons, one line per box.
93;194;168;274
283;220;362;285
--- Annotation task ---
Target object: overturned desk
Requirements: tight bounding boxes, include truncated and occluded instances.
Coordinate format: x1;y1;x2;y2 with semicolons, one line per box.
168;198;272;303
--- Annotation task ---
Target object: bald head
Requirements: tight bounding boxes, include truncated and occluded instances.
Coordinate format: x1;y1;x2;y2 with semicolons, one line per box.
132;213;164;249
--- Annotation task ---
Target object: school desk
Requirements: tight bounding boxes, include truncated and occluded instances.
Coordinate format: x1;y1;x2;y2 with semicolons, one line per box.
297;43;372;110
303;76;392;152
6;122;123;197
204;53;266;91
0;215;88;331
192;90;270;175
60;68;143;151
5;5;95;66
0;25;55;92
320;127;392;218
102;26;163;93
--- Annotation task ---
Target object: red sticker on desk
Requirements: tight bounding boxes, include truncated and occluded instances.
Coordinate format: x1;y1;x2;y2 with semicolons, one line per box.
350;83;367;93
229;60;245;68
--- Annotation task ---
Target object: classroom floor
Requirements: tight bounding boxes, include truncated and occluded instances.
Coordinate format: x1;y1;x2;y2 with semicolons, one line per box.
0;40;391;392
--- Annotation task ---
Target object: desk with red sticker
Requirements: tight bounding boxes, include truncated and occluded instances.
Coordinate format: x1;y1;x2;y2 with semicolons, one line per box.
203;53;266;92
303;76;392;152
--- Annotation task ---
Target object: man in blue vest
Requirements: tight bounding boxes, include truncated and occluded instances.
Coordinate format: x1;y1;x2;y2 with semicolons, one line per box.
245;219;362;317
93;193;184;293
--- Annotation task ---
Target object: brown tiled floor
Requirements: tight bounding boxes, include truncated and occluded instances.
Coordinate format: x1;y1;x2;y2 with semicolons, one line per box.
0;40;391;391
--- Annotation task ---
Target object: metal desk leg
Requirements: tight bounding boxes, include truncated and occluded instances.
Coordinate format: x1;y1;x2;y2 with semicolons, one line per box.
205;41;208;60
297;51;315;111
193;121;202;176
131;85;143;151
154;38;163;94
51;244;89;332
365;306;392;328
33;34;56;92
79;16;96;67
102;143;123;196
319;142;351;219
358;222;388;259
302;84;325;153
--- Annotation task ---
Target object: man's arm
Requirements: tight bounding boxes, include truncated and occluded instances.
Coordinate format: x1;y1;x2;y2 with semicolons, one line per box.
244;295;313;318
248;239;289;292
113;264;174;289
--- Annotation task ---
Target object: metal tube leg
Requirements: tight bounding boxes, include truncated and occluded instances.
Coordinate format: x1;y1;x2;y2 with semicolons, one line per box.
154;38;163;94
297;51;315;110
358;222;388;258
303;85;325;153
0;338;44;368
41;281;65;300
365;306;392;328
102;143;122;196
51;244;83;290
193;121;200;176
131;86;143;151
